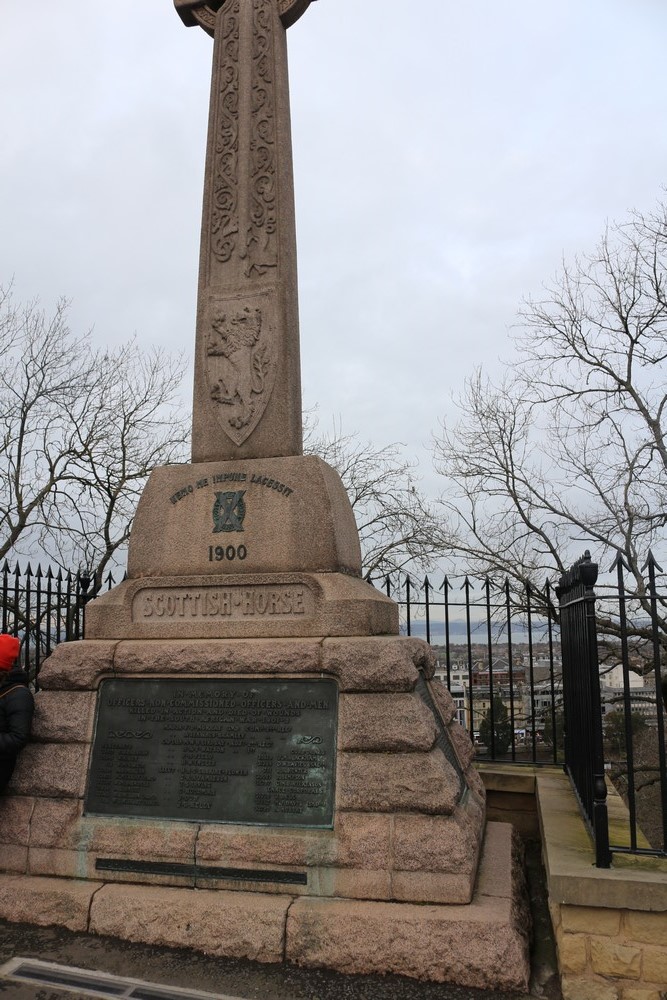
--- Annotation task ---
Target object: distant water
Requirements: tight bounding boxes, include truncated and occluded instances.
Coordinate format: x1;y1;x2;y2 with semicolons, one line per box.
403;619;554;644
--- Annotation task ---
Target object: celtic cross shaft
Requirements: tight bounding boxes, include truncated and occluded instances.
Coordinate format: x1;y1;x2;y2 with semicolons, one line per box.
174;0;315;461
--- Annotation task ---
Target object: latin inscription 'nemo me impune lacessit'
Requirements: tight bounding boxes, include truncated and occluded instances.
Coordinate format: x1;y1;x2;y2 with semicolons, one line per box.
86;678;337;827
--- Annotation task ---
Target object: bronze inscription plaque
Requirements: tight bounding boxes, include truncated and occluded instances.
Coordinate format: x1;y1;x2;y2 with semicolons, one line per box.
85;678;337;827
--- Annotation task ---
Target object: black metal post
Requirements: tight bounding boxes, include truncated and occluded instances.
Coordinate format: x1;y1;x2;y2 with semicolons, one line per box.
612;552;638;850
644;552;667;852
558;551;611;868
424;576;431;645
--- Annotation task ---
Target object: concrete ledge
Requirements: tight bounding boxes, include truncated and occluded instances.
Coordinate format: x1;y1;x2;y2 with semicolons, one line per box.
538;770;667;997
536;769;667;911
478;764;539;840
477;763;537;795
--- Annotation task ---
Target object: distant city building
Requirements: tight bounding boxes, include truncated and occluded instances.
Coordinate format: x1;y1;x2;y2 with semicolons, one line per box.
599;664;659;724
601;664;644;690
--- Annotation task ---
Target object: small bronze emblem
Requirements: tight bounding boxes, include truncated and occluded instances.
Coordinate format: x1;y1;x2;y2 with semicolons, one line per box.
213;490;246;533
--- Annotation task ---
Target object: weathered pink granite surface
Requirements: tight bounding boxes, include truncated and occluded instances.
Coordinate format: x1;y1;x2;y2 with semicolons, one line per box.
0;823;530;989
2;635;485;907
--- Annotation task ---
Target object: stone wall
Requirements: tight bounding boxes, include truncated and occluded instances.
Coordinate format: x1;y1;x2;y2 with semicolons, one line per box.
478;765;539;840
478;765;667;999
550;901;667;1000
536;769;667;1000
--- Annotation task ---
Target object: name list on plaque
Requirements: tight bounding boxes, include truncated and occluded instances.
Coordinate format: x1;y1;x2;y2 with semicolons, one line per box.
85;678;337;827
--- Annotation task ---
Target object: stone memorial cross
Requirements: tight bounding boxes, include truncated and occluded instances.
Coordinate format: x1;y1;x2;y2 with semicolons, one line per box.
174;0;315;464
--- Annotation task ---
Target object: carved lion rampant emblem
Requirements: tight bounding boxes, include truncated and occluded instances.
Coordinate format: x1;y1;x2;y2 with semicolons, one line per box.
206;303;275;444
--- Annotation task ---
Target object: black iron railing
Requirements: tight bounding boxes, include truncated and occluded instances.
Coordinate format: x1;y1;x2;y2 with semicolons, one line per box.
0;561;116;688
377;573;562;766
3;555;664;862
381;561;667;864
557;551;667;864
597;553;667;861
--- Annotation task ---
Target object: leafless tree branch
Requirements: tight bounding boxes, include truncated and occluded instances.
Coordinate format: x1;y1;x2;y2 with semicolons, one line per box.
433;200;667;641
304;412;448;580
0;287;189;585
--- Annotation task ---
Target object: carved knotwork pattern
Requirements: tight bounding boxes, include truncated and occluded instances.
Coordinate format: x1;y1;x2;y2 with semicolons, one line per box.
243;0;277;277
187;1;309;36
192;6;217;33
209;0;277;278
211;0;240;265
278;0;296;18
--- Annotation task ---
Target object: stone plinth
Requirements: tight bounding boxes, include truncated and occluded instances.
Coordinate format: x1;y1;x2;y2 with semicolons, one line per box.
0;450;532;988
0;822;530;990
286;822;530;989
86;456;399;640
2;635;486;908
126;457;362;579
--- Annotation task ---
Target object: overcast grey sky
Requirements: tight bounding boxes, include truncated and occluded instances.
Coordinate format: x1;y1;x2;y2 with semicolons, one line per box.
1;0;666;498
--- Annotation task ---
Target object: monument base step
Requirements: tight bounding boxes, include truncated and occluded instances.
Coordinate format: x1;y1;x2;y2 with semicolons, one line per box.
0;822;530;992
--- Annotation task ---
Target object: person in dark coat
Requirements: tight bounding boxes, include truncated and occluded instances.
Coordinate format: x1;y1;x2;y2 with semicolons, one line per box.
0;634;34;793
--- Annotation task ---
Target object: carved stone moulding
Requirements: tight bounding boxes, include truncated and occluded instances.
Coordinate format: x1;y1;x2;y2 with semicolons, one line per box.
278;0;315;28
174;0;314;35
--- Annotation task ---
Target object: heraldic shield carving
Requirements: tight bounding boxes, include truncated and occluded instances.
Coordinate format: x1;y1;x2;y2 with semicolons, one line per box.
205;293;277;446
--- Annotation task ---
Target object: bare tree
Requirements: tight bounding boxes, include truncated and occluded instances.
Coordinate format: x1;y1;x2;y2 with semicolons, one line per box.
0;287;189;587
304;414;446;581
433;200;667;635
